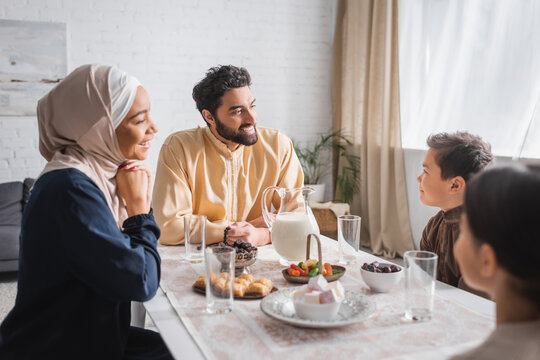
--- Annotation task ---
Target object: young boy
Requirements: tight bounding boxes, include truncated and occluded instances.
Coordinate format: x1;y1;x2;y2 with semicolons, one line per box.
418;132;493;292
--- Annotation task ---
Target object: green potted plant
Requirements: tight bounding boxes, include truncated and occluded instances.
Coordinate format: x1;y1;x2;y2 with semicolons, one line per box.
293;131;360;204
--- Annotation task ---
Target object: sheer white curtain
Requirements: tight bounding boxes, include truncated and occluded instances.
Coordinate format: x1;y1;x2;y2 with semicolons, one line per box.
399;0;540;159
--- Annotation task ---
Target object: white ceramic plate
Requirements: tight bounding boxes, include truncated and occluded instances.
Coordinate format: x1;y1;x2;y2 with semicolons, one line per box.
260;288;375;328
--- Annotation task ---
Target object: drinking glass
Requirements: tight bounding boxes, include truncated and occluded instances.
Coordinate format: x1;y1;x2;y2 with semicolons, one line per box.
404;250;438;321
184;214;206;263
205;246;235;314
338;215;361;265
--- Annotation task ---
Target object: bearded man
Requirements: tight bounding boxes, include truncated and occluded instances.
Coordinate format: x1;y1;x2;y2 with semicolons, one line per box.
153;65;304;246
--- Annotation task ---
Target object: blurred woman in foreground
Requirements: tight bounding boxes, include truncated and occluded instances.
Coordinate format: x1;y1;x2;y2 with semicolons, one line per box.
452;163;540;359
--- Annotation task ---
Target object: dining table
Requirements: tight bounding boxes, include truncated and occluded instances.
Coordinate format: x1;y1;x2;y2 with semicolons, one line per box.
144;235;495;360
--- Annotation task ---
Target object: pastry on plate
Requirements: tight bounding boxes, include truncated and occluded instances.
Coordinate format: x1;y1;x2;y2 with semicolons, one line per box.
233;275;256;296
212;276;233;296
193;275;206;290
238;274;255;283
235;278;251;287
245;279;273;296
253;278;273;288
233;281;248;297
193;273;273;297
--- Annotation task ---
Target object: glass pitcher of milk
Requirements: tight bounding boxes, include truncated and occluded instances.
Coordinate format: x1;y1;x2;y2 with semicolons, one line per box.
261;186;320;265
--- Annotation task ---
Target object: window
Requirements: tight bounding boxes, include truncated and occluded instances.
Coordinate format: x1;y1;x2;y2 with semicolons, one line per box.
399;0;540;158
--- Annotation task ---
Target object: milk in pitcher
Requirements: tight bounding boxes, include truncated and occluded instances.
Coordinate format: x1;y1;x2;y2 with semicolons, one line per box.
271;212;319;263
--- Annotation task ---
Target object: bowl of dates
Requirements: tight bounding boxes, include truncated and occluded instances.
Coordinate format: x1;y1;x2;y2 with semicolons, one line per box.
360;261;403;293
216;239;257;276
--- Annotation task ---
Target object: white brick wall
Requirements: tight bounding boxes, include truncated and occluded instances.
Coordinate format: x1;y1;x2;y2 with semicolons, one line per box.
0;117;43;182
0;0;335;187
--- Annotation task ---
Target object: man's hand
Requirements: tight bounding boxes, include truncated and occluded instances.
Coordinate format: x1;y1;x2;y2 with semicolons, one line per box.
248;214;274;228
226;221;271;247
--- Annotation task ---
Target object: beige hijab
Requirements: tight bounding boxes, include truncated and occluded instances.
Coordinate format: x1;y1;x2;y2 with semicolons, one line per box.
37;64;139;226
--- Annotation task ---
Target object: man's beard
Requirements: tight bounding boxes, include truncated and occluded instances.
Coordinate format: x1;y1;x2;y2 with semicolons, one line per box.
214;116;258;146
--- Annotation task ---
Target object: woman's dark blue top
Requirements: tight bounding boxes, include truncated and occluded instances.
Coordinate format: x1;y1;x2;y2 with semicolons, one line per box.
0;168;161;359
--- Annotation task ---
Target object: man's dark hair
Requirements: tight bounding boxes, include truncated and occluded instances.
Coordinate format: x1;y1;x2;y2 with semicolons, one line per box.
465;163;540;304
192;65;251;125
427;132;493;181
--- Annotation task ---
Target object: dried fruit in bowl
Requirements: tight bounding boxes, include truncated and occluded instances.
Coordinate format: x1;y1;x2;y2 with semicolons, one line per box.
323;262;332;276
287;260;342;277
287;268;301;276
217;237;257;263
361;261;401;273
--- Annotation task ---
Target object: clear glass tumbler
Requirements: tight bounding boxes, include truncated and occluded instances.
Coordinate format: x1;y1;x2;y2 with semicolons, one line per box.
184;214;206;263
205;246;235;314
404;250;438;321
338;215;361;265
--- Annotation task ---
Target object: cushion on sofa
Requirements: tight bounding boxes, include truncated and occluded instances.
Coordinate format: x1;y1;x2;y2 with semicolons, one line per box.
0;181;23;226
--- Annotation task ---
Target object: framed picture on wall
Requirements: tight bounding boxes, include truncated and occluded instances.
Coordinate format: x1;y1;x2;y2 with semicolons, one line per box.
0;19;67;116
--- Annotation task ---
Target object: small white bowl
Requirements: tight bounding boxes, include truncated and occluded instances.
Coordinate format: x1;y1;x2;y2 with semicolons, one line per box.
360;264;403;293
293;299;342;321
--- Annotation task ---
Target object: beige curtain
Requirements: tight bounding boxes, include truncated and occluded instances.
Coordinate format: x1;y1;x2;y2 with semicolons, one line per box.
332;0;414;258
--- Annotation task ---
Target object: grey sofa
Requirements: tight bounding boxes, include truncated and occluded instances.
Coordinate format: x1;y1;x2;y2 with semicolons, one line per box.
0;178;35;272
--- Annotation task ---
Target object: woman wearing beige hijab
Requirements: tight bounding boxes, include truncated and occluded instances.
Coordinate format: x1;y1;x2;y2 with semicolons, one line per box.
0;64;172;359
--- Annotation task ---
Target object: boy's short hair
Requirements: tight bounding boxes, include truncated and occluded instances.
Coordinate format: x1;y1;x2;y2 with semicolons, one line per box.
427;132;493;181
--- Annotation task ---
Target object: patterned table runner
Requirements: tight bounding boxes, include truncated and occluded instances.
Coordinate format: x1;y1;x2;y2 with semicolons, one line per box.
158;242;494;360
